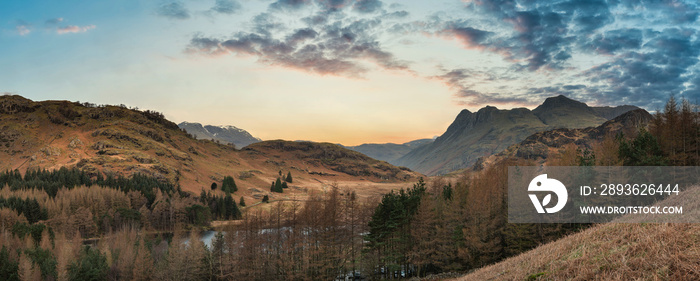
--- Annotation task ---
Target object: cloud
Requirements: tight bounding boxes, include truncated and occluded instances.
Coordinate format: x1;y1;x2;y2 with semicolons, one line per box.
45;18;64;25
252;13;284;36
353;0;382;13
157;1;190;20
183;0;700;110
15;20;31;36
436;0;614;71
581;27;700;108
188;11;408;77
581;29;643;55
268;0;384;13
441;25;491;48
618;0;699;24
56;25;96;34
429;0;700;110
269;0;311;12
16;25;31;36
432;68;533;107
211;0;241;14
316;0;353;12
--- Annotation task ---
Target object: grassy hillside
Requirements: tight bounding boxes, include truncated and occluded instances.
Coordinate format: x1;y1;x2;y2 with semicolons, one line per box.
456;185;700;280
0;95;420;203
243;140;418;182
455;223;699;280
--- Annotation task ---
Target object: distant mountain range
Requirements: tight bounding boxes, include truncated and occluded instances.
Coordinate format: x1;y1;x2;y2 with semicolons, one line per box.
344;139;433;165
178;122;261;148
394;95;639;175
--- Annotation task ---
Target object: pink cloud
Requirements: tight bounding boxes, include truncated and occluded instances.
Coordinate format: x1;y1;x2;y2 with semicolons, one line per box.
56;25;95;34
16;25;31;36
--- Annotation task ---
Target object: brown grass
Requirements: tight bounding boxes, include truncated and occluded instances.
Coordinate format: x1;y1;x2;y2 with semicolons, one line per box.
454;223;699;280
454;186;700;280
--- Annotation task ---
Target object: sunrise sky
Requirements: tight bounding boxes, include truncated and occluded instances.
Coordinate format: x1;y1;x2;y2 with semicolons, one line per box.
1;0;699;145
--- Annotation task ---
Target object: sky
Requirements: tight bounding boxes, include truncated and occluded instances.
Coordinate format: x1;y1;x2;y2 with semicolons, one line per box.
1;0;699;146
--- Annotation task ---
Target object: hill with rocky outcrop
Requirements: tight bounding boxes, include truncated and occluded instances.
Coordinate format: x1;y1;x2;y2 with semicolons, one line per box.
0;95;421;202
472;108;653;170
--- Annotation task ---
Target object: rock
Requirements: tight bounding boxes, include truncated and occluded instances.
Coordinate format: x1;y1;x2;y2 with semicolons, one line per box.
68;137;83;148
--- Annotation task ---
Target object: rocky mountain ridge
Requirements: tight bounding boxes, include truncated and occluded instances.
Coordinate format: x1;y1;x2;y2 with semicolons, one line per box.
395;95;639;175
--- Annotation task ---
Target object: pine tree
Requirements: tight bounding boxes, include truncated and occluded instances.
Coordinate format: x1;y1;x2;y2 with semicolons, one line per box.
210;182;218;191
262;195;269;203
285;172;292;183
222;176;237;193
274;178;284;193
281;182;288;189
618;128;667;166
239;197;246;207
0;246;19;281
67;246;108;281
224;194;240;220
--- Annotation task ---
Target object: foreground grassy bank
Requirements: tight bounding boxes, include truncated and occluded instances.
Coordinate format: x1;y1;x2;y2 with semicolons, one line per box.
454;223;700;280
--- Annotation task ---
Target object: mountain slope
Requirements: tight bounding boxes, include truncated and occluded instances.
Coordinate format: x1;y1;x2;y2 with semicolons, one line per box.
593;105;641;120
0;95;420;201
395;95;638;175
395;106;548;175
345;138;433;164
473;109;653;169
178;121;261;148
532;94;608;128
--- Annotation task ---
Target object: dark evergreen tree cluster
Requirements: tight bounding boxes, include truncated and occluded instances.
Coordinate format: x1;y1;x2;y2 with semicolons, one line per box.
67;246;109;281
221;176;237;193
270;177;286;193
25;246;57;280
199;190;241;221
11;223;49;245
0;167;179;205
0;197;48;224
0;246;19;281
365;178;426;277
618;129;667;166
